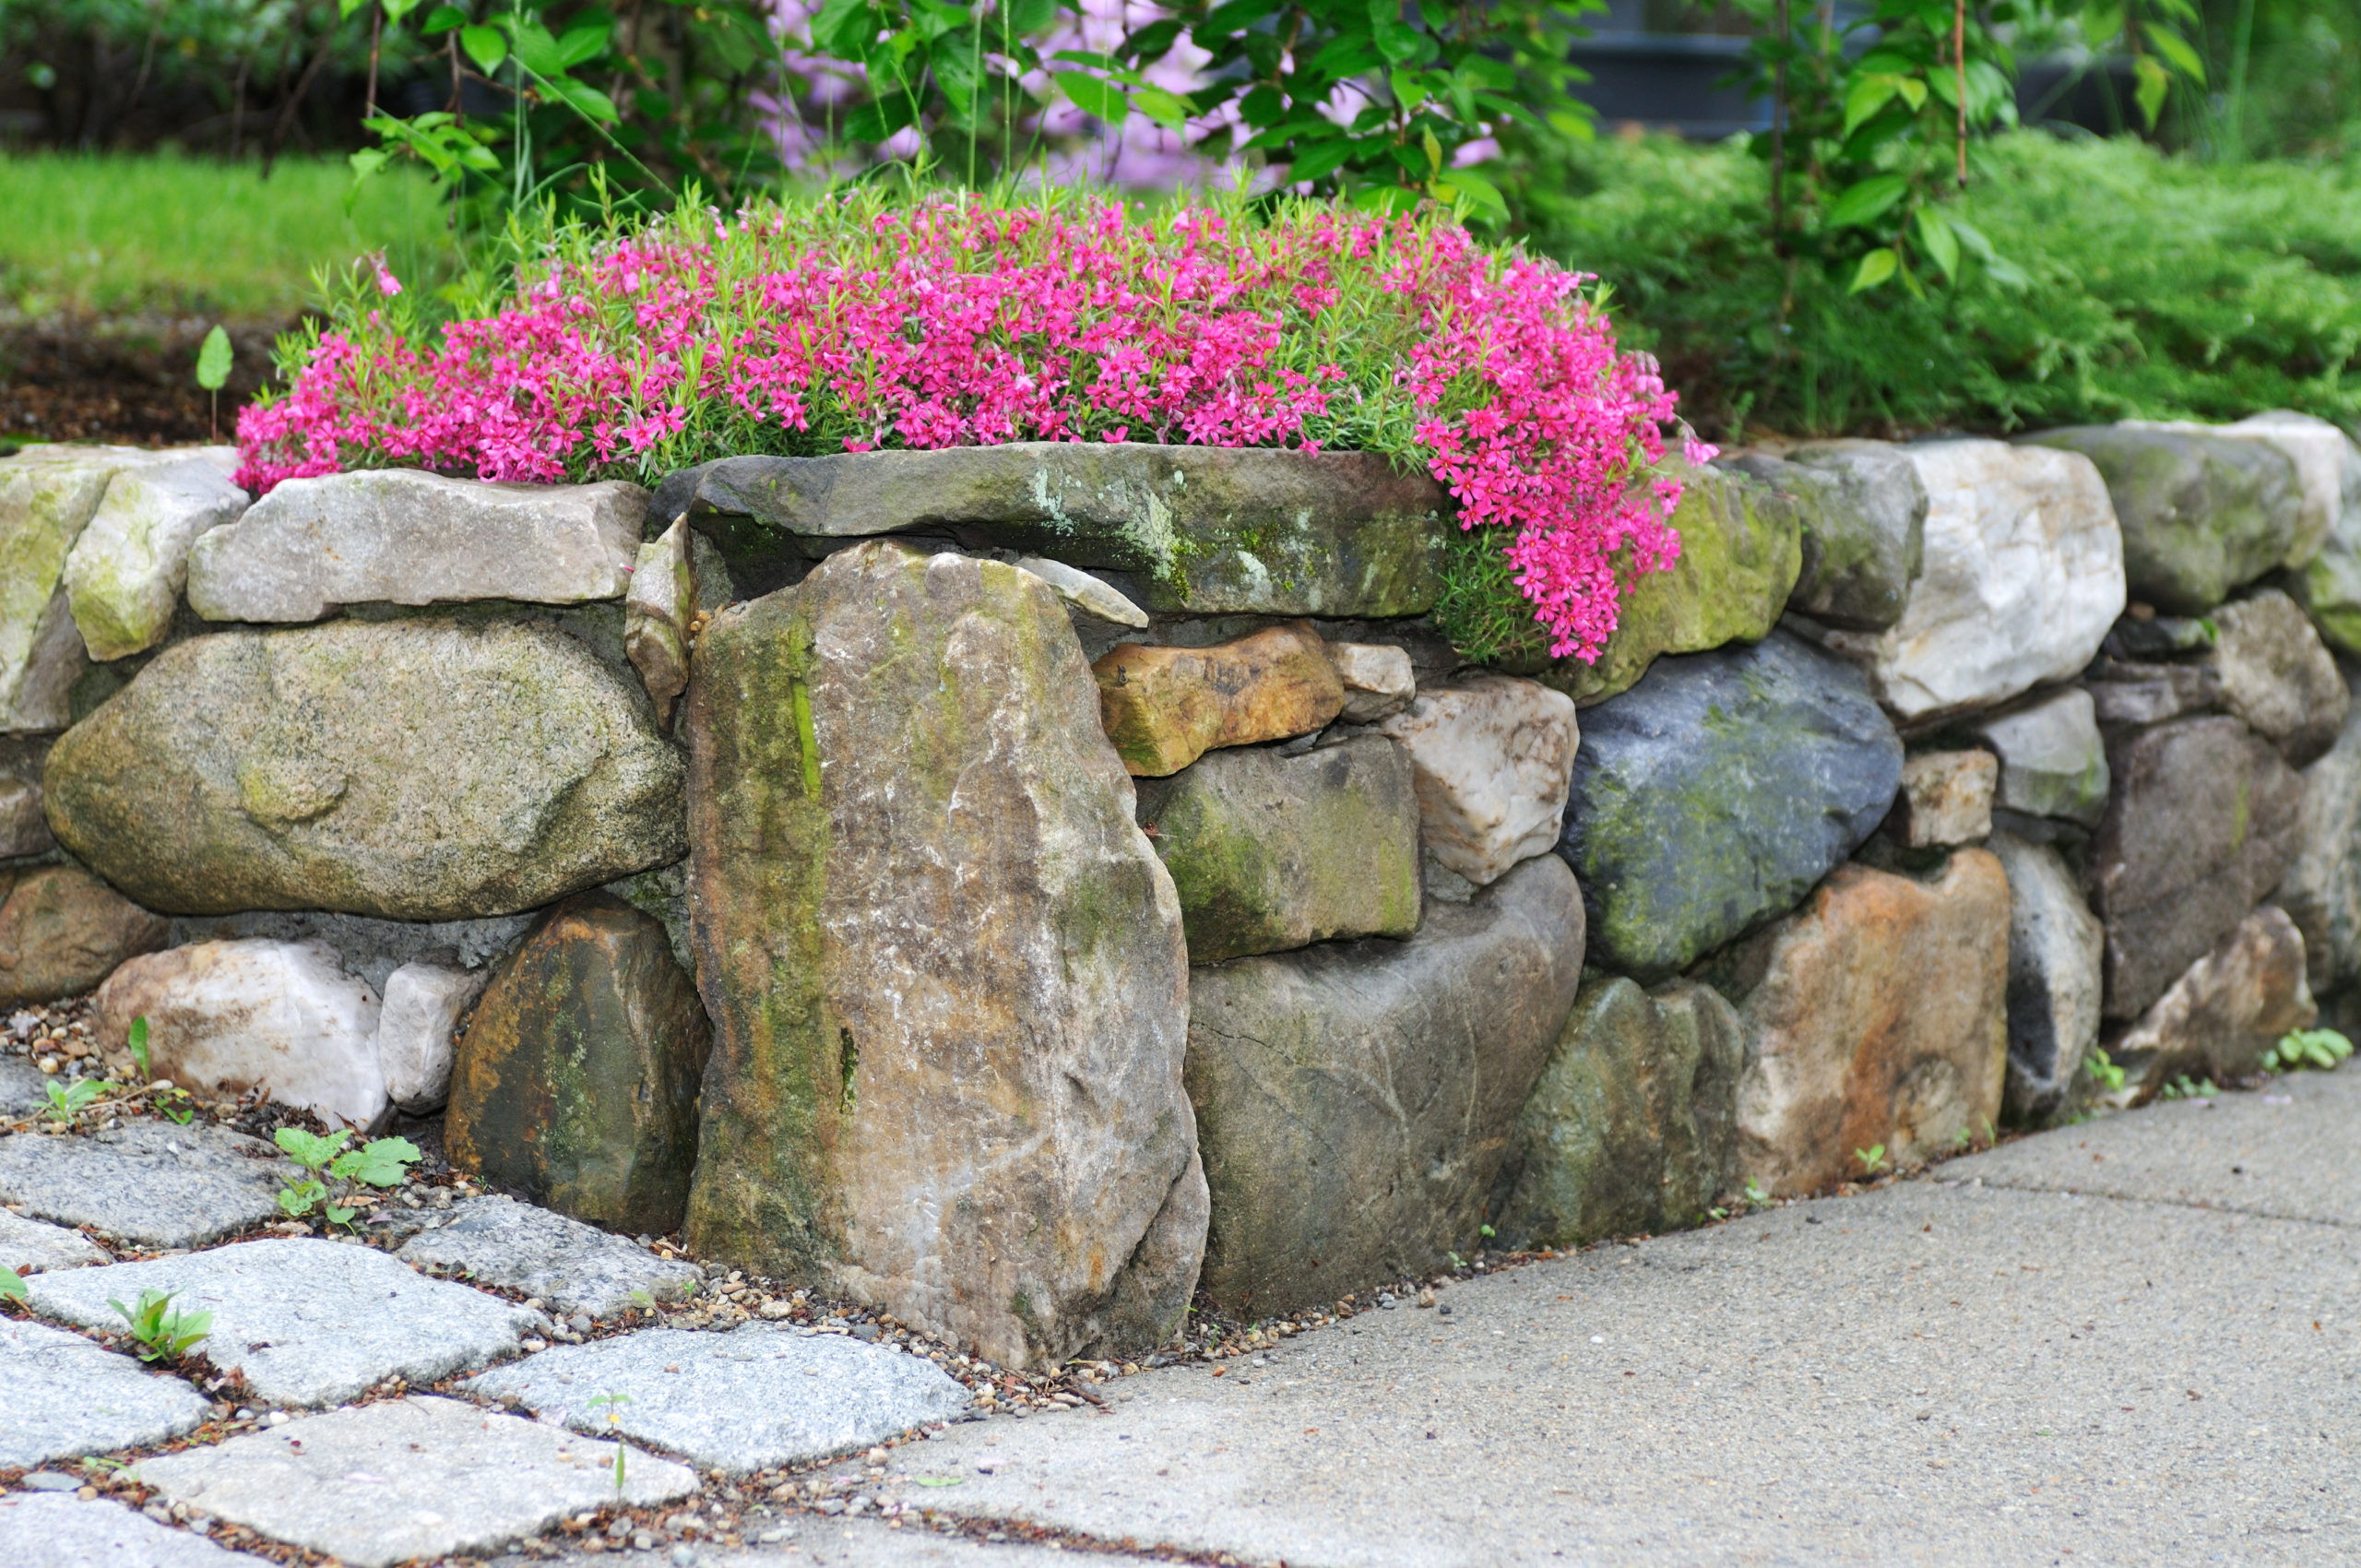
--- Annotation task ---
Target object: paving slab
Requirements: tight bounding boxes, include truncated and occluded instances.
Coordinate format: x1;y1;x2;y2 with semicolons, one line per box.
0;1491;267;1565
0;1206;108;1271
397;1195;703;1318
462;1323;971;1473
869;1176;2361;1566
133;1395;696;1568
1950;1063;2361;1225
550;1516;1099;1566
0;1123;290;1248
0;1318;211;1469
0;1055;49;1112
26;1239;545;1408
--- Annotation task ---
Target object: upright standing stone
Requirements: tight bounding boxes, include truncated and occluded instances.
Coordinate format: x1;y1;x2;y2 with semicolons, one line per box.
1132;735;1420;962
62;457;249;661
1811;441;2125;722
1964;687;2111;826
1490;974;1741;1250
1185;856;1584;1314
2022;425;2298;614
2087;716;2304;1019
682;541;1204;1369
1727;439;1926;630
446;893;710;1236
2206;588;2349;766
2107;907;2316;1099
1558;630;1902;979
623;513;696;720
1987;831;2106;1123
1328;642;1416;722
2274;679;2361;997
0;448;122;732
1378;674;1579;888
42;619;686;921
0;864;170;1006
185;470;647;622
1711;852;2010;1195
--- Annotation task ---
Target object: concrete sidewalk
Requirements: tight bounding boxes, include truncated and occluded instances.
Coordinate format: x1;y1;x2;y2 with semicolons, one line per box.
797;1068;2361;1567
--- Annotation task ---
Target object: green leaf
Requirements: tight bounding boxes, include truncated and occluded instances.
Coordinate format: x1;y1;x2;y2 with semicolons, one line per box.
1850;248;1899;293
274;1126;351;1173
2133;54;2169;131
460;23;506;74
544;77;621;123
1004;0;1057;35
1915;206;1961;281
332;1136;423;1189
556;23;611;68
1052;71;1130;125
1132;86;1192;130
1842;75;1901;137
1825;174;1911;230
1945;214;1999;263
0;1268;23;1302
421;5;466;34
126;1015;154;1078
504;18;566;78
811;0;875;56
2146;24;2206;84
1286;136;1358;186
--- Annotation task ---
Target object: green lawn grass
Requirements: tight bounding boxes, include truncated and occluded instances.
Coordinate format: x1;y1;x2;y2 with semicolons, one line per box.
0;150;450;321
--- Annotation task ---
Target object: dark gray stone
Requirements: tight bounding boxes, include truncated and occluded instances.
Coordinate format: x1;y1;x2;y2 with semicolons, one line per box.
653;443;1450;616
1726;441;1926;631
2022;426;2301;614
1184;854;1584;1315
0;1122;291;1248
0;1318;212;1468
2084;657;2226;728
1489;974;1741;1250
1988;831;2106;1123
1133;734;1420;963
1556;629;1903;980
2087;715;2304;1019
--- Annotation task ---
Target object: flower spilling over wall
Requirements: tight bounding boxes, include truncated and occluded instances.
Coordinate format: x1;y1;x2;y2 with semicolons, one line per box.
239;192;1702;659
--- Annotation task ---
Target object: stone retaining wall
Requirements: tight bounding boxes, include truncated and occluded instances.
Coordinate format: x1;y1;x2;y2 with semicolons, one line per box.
6;417;2358;1363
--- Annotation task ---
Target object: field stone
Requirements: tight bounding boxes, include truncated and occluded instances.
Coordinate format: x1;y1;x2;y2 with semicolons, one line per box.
1813;440;2125;722
2207;588;2350;766
0;1318;211;1470
2286;429;2361;654
1489;974;1742;1251
2277;680;2361;997
1964;688;2111;826
1728;439;1927;631
1558;629;1903;980
462;1322;971;1472
1377;674;1579;887
397;1195;701;1319
2023;425;2298;614
2083;657;2226;728
0;863;171;1007
27;1240;545;1408
374;960;486;1114
43;618;687;921
2087;715;2304;1019
0;446;154;732
132;1396;695;1568
2125;410;2352;569
1329;641;1415;722
0;1054;47;1112
186;470;647;623
1013;555;1151;628
62;456;249;661
623;514;696;719
163;909;533;998
0;1121;291;1247
0;1491;264;1565
1988;831;2106;1124
94;938;387;1130
1132;734;1419;962
1185;854;1584;1314
1889;750;1997;849
1094;624;1345;777
2106;906;2317;1101
0;1206;108;1272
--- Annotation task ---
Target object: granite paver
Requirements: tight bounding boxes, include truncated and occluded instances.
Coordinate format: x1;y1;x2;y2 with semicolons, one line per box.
0;1318;211;1469
0;1205;108;1272
0;1491;267;1565
397;1195;702;1318
0;1123;290;1248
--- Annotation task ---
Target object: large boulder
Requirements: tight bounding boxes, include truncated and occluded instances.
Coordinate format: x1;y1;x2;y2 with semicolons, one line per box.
2275;681;2361;998
2285;430;2361;654
1726;440;1926;631
186;470;647;623
2022;425;2298;614
1964;687;2110;827
1811;441;2125;723
1558;629;1901;980
42;618;685;921
1542;460;1801;705
1132;735;1420;963
1489;974;1741;1250
1378;674;1579;888
1710;852;2010;1196
2206;588;2349;766
1184;855;1584;1315
2106;907;2316;1100
446;894;709;1235
653;443;1450;616
682;541;1204;1369
1093;625;1343;778
2086;715;2303;1020
62;457;249;661
0;865;170;1007
1987;832;2105;1124
94;938;387;1129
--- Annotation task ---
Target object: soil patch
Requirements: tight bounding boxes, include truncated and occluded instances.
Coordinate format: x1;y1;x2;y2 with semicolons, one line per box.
0;314;288;451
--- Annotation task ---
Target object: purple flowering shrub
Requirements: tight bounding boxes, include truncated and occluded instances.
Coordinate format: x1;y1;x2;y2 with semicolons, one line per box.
238;190;1703;661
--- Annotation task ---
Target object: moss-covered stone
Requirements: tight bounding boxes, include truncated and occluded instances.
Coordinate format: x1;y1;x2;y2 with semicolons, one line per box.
1489;973;1741;1249
446;893;710;1235
1726;441;1926;631
1133;735;1419;963
0;449;118;731
651;443;1452;617
682;540;1204;1368
62;457;248;661
1534;459;1801;707
42;617;685;921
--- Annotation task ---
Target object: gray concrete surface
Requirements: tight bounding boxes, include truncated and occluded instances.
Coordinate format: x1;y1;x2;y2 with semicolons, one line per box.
846;1075;2361;1567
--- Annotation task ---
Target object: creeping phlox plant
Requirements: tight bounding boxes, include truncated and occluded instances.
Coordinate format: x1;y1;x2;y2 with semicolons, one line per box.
238;189;1700;661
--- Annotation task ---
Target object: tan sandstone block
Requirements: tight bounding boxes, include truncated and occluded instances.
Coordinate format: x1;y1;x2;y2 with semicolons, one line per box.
1092;625;1344;778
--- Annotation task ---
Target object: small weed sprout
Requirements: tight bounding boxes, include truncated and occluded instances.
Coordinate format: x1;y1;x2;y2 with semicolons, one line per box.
273;1128;422;1226
0;1267;25;1303
2159;1075;2219;1101
2274;1028;2355;1072
1743;1178;1773;1209
1854;1144;1890;1176
587;1392;632;1495
109;1288;212;1363
2084;1047;2128;1093
127;1016;150;1079
42;1078;102;1127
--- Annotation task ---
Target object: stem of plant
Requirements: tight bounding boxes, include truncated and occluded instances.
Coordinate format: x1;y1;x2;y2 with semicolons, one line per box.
367;2;382;120
1769;0;1788;253
1953;0;1966;188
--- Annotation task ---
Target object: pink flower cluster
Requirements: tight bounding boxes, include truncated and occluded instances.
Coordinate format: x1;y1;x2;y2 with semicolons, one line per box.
238;196;1699;659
